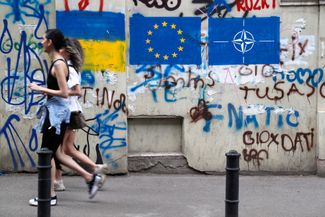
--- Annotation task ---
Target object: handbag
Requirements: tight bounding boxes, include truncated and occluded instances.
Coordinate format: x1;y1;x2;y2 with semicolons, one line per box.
69;111;87;129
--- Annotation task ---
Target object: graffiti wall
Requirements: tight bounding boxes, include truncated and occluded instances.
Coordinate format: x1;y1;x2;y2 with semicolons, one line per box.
126;0;322;173
55;0;128;173
0;0;127;174
0;0;54;171
0;0;324;173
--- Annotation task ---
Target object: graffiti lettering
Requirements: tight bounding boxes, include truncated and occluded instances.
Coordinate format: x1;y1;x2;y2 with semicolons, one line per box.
238;64;275;77
228;103;299;130
236;0;276;11
133;0;181;11
239;79;321;101
243;129;314;152
273;68;323;87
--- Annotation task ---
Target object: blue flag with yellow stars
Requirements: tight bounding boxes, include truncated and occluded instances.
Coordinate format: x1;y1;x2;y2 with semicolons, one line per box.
209;17;280;65
130;14;201;65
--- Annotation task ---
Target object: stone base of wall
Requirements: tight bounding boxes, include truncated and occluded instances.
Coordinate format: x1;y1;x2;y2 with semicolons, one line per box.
128;153;199;174
317;159;325;177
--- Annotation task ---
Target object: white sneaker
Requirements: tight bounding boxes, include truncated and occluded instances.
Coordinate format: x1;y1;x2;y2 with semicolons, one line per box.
87;174;102;199
29;196;57;206
54;179;65;191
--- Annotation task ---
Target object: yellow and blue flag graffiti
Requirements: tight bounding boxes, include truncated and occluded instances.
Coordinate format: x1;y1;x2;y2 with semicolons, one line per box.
130;14;201;65
208;17;280;65
56;10;125;72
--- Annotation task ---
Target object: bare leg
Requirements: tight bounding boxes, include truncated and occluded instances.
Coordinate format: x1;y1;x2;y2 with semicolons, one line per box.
62;128;97;172
55;169;62;182
51;159;56;197
55;149;93;183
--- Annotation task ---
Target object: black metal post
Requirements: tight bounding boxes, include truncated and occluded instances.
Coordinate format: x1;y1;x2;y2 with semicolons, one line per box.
225;150;241;217
37;147;52;217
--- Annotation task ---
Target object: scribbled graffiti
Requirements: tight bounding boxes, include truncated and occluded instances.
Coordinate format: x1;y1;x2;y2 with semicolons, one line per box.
0;26;47;115
280;20;315;67
63;0;105;12
0;0;50;27
1;32;43;54
242;148;268;166
130;65;210;102
0;1;48;171
133;0;182;11
91;109;127;169
192;0;248;21
0;114;38;170
190;99;224;132
74;117;103;164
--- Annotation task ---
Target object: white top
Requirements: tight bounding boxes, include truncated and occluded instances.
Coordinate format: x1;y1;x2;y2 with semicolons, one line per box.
67;61;83;112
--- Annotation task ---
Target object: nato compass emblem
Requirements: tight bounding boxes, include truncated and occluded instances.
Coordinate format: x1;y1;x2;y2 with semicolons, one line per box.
232;29;255;54
209;17;279;65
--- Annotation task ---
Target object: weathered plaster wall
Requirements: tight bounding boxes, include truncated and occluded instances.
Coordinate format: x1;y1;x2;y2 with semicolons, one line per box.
0;0;324;174
317;2;325;175
0;0;55;171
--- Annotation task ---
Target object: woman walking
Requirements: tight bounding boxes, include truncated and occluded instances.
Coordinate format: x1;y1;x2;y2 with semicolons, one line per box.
28;29;102;206
54;38;107;191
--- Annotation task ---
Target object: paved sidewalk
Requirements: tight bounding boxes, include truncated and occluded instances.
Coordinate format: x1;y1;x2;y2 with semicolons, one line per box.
0;173;325;217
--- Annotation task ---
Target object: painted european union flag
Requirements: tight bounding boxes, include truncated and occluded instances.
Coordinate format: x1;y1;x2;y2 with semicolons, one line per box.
130;14;201;65
209;17;280;65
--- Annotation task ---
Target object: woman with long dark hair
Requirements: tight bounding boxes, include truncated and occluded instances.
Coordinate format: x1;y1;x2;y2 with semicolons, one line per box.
28;29;102;206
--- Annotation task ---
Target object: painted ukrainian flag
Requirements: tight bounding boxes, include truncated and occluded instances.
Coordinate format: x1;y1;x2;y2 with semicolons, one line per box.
56;10;125;72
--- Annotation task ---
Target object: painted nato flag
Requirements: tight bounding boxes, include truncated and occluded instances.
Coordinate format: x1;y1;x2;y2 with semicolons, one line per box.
208;17;280;65
130;14;201;65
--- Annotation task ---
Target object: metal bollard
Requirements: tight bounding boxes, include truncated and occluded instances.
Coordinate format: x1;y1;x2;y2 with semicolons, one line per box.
37;148;52;217
225;150;241;217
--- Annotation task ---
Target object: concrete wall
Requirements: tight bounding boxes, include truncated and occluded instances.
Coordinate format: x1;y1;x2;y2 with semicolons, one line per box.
0;0;324;174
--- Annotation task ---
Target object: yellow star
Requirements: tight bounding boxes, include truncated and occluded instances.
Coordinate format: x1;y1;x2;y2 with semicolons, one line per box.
171;24;176;29
147;30;153;35
163;55;169;60
178;46;183;51
162;21;167;27
180;38;185;43
153;24;159;29
155;53;160;58
146;39;151;44
177;29;183;35
172;52;177;58
148;47;153;52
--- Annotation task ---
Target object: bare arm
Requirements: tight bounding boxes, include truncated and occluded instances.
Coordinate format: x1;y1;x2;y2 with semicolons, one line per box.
69;84;82;97
29;61;69;98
